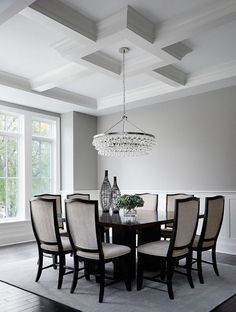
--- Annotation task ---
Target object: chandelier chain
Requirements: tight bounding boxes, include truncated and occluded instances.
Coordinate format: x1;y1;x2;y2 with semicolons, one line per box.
122;49;126;118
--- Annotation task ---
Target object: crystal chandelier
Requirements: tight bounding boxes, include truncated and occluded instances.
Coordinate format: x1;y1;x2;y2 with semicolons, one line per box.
92;47;156;157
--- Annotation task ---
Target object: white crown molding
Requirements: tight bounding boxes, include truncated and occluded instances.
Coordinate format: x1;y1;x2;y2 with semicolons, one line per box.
97;60;236;112
0;71;97;111
154;0;236;47
97;82;173;110
0;0;35;25
30;63;90;92
188;60;236;86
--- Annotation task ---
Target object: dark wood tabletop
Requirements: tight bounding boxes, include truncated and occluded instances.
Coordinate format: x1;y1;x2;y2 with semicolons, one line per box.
99;209;172;229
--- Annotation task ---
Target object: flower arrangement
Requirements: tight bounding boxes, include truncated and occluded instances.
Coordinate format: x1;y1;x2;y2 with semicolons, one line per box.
117;194;144;210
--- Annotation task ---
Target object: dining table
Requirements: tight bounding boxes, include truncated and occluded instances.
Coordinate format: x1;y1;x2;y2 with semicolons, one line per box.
99;209;173;278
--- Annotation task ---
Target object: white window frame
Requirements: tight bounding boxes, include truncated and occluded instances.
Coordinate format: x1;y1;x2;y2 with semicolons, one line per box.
0;104;60;222
0;110;23;220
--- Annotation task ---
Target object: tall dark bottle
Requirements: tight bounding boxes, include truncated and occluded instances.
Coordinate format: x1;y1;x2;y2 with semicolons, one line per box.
100;170;112;212
111;176;121;213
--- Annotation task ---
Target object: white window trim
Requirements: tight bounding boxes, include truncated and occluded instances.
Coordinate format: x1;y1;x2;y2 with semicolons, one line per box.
0;104;60;222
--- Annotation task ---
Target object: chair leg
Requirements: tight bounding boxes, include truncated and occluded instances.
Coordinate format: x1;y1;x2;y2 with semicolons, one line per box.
137;253;144;291
105;229;110;243
212;246;219;276
197;250;204;284
53;255;57;270
160;260;166;280
167;260;174;300
35;250;43;282
84;261;90;281
186;254;194;288
58;254;65;289
99;262;105;303
123;254;132;291
71;255;79;293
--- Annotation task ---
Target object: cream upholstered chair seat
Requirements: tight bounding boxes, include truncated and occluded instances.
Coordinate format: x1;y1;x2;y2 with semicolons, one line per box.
138;241;188;258
77;243;130;260
41;237;72;252
192;234;214;249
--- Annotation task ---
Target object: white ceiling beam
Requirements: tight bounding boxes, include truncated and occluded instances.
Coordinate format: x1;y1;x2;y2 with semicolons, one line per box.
20;0;96;44
30;63;92;92
152;65;187;86
0;0;35;25
0;71;97;110
126;5;155;43
20;1;236;93
82;52;121;76
162;42;192;60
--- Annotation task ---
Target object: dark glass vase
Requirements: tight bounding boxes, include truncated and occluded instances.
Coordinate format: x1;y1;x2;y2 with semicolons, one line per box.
111;176;121;213
100;170;112;212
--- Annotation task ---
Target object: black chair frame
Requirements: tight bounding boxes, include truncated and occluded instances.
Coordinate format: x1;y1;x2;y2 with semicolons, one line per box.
65;198;131;303
191;195;225;284
137;197;200;299
30;198;73;289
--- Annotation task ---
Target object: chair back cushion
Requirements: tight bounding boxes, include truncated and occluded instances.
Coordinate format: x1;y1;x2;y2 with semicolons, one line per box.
66;199;99;251
136;193;158;211
30;198;57;244
203;196;224;241
34;194;63;228
67;193;90;200
173;198;199;249
166;193;194;227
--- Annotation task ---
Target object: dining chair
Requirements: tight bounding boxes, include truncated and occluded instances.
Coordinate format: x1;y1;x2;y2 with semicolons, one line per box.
137;197;200;299
161;193;194;239
67;193;90;200
67;192;110;243
65;198;132;303
191;195;224;284
30;197;73;289
135;193;158;211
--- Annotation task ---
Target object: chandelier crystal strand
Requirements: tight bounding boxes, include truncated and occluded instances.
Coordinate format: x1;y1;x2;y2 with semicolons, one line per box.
92;47;157;157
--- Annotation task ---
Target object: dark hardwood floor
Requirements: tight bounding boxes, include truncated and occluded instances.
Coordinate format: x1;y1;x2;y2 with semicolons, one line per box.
0;281;80;312
0;242;235;312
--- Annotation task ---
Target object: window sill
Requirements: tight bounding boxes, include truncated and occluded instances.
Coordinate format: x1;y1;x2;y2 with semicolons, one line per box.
0;219;30;225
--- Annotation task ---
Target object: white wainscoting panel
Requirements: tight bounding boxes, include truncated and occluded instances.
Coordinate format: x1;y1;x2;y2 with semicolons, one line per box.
0;190;236;254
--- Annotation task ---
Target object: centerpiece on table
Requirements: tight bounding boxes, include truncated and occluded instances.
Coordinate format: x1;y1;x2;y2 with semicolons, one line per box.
117;194;144;217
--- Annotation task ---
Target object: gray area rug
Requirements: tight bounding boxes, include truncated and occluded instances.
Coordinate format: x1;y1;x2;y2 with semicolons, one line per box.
0;255;235;312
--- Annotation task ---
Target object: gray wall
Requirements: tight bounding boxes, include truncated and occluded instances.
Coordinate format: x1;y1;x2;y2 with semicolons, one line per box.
74;112;97;190
61;112;74;191
97;85;236;191
61;111;97;191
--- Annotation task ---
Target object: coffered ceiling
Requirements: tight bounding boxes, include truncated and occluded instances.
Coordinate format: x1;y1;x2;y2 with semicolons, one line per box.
0;0;236;115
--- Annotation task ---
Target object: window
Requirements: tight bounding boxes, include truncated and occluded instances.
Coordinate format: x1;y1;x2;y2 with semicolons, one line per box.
0;112;21;219
32;119;55;195
0;106;59;221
